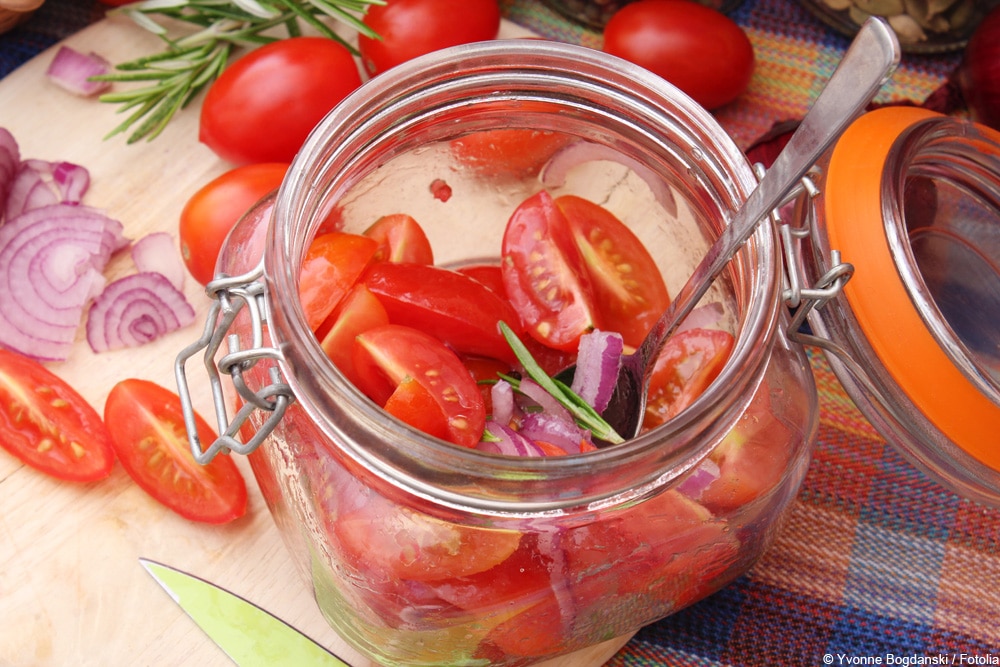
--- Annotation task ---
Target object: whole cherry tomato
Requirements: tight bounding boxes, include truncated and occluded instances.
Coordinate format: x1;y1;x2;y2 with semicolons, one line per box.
358;0;501;77
603;0;754;110
199;37;362;164
178;162;288;285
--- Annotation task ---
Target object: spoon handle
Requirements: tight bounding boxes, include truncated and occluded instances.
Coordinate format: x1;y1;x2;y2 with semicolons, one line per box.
635;17;900;372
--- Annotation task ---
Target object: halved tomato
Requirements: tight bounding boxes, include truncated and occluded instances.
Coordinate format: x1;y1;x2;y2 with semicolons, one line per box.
103;379;247;524
643;327;735;430
0;349;115;482
365;262;521;364
299;231;378;333
353;324;486;447
555;194;671;348
383;376;450;441
501;190;599;351
363;213;434;264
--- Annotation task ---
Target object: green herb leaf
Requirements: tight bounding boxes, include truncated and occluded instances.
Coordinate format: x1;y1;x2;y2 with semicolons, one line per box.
498;321;625;445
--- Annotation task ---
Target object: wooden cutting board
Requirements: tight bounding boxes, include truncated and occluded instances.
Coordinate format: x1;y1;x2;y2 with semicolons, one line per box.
0;13;633;667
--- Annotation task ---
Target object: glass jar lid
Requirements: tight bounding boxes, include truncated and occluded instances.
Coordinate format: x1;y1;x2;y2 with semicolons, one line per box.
813;106;1000;497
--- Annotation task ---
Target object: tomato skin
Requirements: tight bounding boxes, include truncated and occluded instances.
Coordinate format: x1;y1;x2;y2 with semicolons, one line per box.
555;195;671;348
643;327;735;430
103;379;247;524
603;0;754;110
320;283;389;385
179;162;288;285
450;129;572;179
353;324;487;447
299;232;379;333
359;0;501;77
0;349;115;482
501;190;599;351
364;262;521;364
199;37;362;164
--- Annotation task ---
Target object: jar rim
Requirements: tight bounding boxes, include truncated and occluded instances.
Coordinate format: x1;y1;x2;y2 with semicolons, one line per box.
264;40;778;513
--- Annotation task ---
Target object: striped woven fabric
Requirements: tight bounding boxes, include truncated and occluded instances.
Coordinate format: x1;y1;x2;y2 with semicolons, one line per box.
4;1;996;665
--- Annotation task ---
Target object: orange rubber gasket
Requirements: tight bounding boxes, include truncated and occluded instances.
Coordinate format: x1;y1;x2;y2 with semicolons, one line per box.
825;106;1000;472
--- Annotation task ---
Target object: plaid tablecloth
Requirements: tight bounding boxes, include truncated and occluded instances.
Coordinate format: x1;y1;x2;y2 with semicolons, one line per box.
3;1;998;665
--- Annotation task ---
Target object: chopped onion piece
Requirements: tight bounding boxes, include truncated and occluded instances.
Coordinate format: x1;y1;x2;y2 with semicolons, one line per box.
517;378;573;423
677;457;721;501
45;46;111;97
518;412;592;454
132;231;185;291
5;159;90;220
491;379;515;426
0;127;19;217
86;272;196;353
571;329;623;412
539;140;678;217
477;421;546;457
0;205;128;361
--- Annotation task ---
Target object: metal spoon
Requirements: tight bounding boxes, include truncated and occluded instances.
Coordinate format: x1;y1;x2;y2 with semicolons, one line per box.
567;18;901;441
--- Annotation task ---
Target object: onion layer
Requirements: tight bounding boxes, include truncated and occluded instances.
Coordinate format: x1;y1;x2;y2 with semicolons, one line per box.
44;46;111;98
5;158;90;221
0;205;128;361
570;329;623;413
86;272;196;353
132;231;185;291
0;128;19;215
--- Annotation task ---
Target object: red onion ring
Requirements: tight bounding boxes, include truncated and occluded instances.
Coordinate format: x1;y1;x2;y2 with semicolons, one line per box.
518;412;592;454
477;421;547;457
0;205;127;361
570;329;623;413
5;159;90;220
132;231;185;291
86;272;196;353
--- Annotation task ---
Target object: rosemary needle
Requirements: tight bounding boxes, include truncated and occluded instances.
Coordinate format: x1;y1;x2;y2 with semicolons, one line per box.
92;0;385;144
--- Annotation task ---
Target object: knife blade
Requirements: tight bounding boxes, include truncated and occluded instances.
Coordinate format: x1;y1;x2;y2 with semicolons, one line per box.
140;558;351;667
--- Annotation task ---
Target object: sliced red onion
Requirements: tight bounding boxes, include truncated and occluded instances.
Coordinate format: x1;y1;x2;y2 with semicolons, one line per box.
517;378;573;423
491;379;515;426
45;46;112;97
0;127;19;217
570;329;623;412
86;272;196;353
0;205;128;361
518;412;592;455
676;458;721;501
477;421;547;457
539;139;678;217
132;231;185;291
5;159;90;220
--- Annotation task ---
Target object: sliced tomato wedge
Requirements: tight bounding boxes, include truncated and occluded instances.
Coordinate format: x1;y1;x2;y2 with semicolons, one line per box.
363;213;434;264
383;376;450;441
353;324;487;447
643;328;735;430
320;283;389;386
555;194;671;348
104;379;248;524
364;262;521;364
334;491;521;582
0;349;114;482
501;190;599;351
299;231;378;333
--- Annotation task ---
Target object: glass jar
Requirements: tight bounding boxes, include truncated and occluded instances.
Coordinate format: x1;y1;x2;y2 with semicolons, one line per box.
800;106;1000;506
191;40;819;666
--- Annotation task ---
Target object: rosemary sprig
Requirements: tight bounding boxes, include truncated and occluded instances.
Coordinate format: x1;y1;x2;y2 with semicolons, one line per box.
92;0;385;144
498;322;625;445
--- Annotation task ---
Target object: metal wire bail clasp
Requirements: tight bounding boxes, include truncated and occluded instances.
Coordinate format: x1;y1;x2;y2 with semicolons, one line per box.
175;263;295;465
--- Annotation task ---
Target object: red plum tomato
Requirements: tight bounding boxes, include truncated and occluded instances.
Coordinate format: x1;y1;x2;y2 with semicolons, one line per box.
179;162;288;285
603;0;754;110
359;0;501;77
199;37;362;164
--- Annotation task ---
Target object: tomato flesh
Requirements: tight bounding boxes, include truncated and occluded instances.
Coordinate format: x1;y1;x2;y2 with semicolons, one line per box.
501;190;599;351
363;213;434;264
104;379;247;524
320;283;389;386
556;194;671;348
0;349;115;482
352;324;487;447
